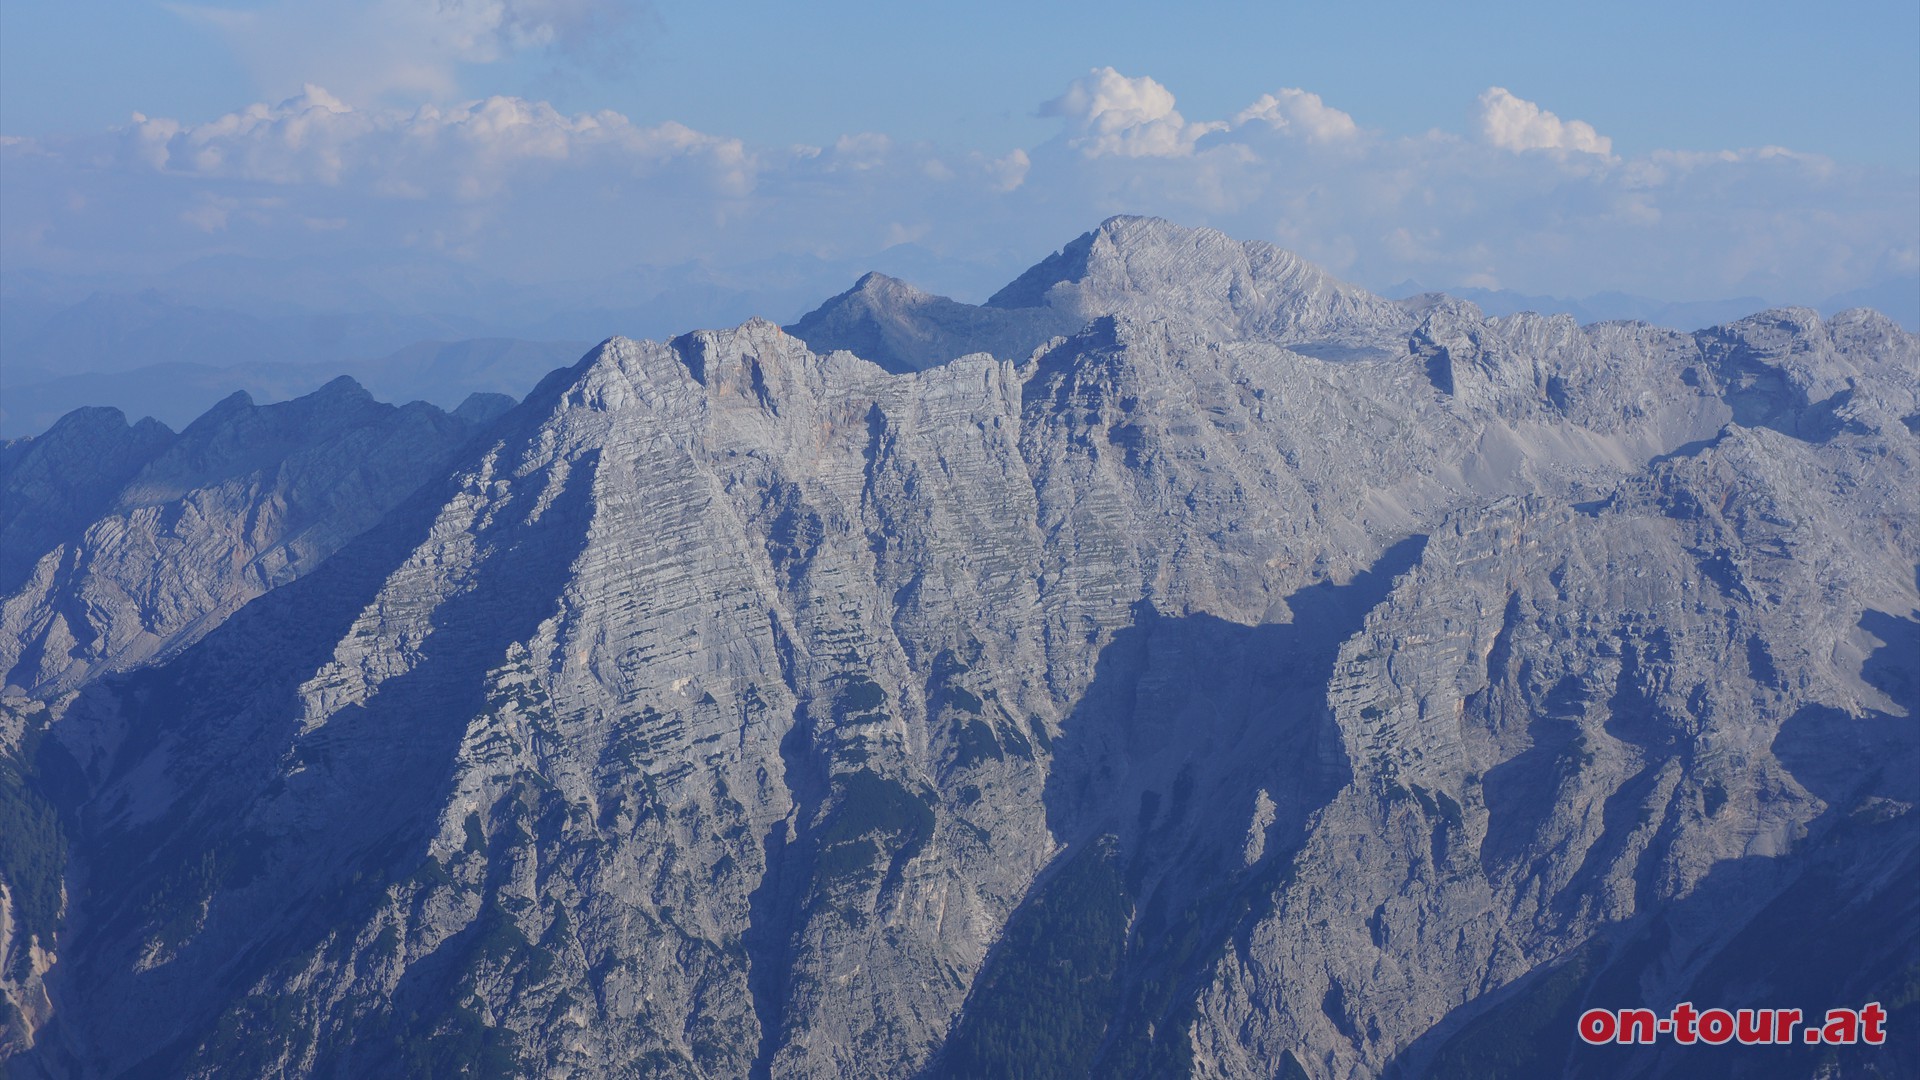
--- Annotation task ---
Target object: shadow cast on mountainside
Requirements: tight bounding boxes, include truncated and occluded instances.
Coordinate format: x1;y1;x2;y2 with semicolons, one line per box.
927;535;1426;1079
2;379;508;700
23;425;596;1077
1387;605;1920;1080
744;619;824;1080
1479;630;1690;925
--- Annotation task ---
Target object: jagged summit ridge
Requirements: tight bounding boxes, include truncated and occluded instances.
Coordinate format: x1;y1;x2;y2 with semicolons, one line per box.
783;269;1068;375
788;216;1416;372
791;215;1912;381
0;377;499;695
989;215;1409;338
1;221;1916;1078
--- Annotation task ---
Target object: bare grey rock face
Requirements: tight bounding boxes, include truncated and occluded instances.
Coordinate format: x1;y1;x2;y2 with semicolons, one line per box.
788;216;1415;372
0;410;174;595
0;377;502;695
3;219;1915;1079
784;271;1069;373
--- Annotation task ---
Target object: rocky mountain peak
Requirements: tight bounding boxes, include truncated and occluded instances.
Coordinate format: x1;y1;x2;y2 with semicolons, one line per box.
452;391;518;425
791;216;1419;374
3;221;1917;1079
0;407;175;595
994;215;1266;303
982;223;1102;310
850;270;929;299
786;268;1067;373
0;375;502;696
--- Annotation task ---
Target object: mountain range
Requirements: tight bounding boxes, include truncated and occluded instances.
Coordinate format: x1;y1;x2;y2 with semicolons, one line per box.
9;243;1912;443
2;216;1915;1078
0;245;1022;438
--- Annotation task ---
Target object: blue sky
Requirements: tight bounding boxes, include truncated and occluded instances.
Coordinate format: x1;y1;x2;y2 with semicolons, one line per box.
2;0;1916;319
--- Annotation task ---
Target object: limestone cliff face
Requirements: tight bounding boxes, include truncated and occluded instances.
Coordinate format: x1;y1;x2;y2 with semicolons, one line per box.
3;219;1915;1078
0;378;509;697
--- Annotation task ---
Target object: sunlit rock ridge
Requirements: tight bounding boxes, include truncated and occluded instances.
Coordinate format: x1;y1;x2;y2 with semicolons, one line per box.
2;217;1916;1079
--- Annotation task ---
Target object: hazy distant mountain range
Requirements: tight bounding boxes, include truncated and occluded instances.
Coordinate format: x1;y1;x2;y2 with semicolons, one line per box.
2;218;1914;1078
0;338;593;439
5;243;1911;440
1392;277;1920;339
0;245;1020;437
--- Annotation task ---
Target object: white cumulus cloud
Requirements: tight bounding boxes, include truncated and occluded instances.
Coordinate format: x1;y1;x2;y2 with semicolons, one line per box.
1477;87;1612;156
167;0;642;104
3;72;1912;323
1234;89;1360;142
982;148;1030;193
1042;67;1225;158
119;86;755;197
